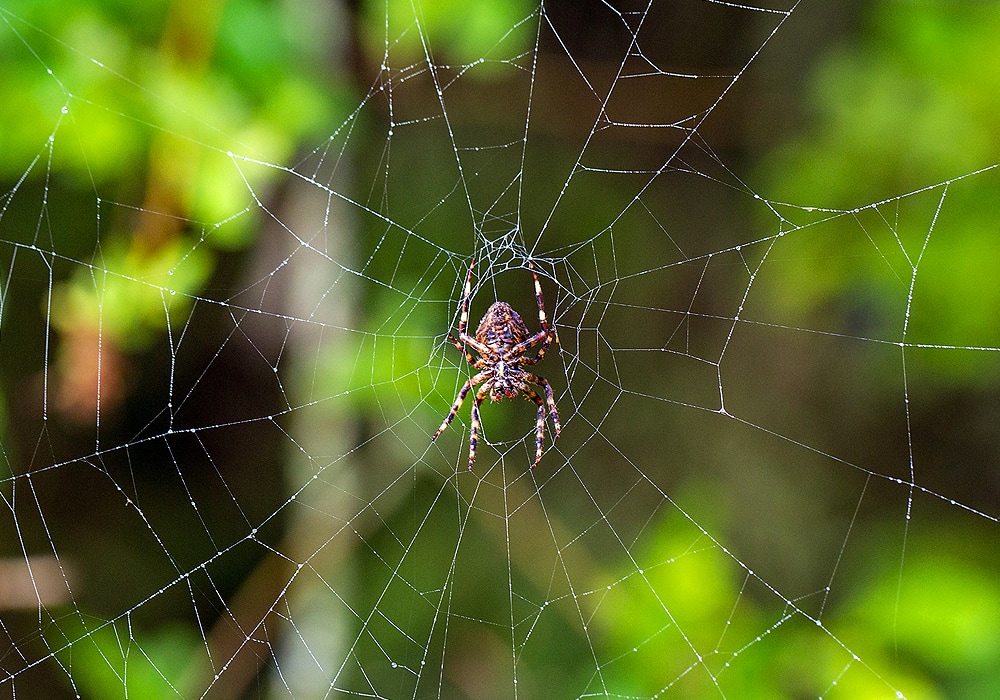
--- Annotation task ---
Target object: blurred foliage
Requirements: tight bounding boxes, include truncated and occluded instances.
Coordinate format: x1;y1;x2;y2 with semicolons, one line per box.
48;617;207;699
592;514;999;697
1;0;348;694
359;0;536;68
759;1;1000;383
1;0;998;697
50;239;212;351
0;0;345;358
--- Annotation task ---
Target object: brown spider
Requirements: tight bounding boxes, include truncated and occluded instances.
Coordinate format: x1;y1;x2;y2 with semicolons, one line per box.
433;259;561;470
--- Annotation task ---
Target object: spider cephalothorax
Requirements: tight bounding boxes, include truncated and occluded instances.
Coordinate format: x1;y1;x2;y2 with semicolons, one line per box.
432;260;561;470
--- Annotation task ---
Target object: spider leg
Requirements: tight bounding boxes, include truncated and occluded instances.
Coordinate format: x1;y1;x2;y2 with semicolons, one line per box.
525;373;561;439
511;262;559;362
447;333;484;367
457;332;490;357
521;387;547;468
433;371;486;441
468;383;491;470
528;262;549;330
447;259;491;360
510;329;550;359
516;332;553;365
457;259;476;337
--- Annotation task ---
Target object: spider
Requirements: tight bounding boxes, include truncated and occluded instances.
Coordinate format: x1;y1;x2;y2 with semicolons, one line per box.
433;259;561;470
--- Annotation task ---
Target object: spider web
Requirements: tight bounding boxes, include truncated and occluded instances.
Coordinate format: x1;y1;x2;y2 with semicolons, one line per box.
1;0;999;698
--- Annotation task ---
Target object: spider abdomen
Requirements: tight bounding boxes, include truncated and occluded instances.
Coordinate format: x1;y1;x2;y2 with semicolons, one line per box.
476;302;529;350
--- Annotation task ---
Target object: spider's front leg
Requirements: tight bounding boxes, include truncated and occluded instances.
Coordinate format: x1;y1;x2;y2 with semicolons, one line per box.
447;333;481;367
433;371;486;442
456;259;476;337
515;262;559;364
516;330;554;365
449;259;490;361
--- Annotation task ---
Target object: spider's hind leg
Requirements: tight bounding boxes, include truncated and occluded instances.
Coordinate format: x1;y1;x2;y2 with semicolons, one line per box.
468;386;490;470
525;373;560;440
433;371;486;441
522;387;549;468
